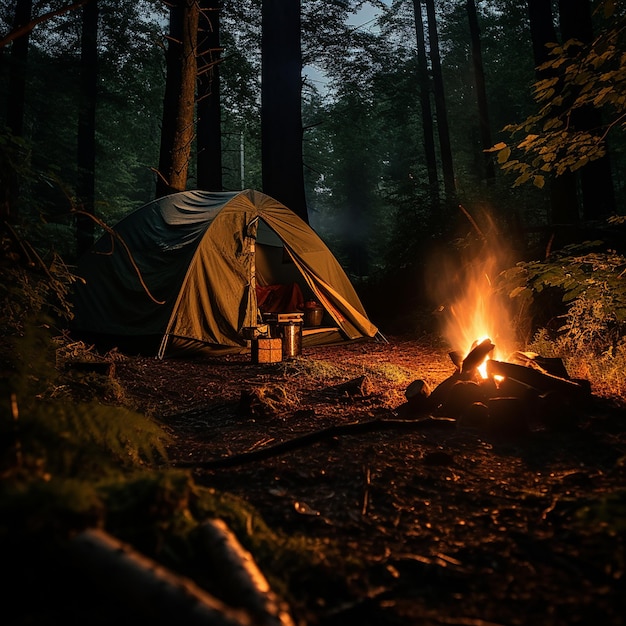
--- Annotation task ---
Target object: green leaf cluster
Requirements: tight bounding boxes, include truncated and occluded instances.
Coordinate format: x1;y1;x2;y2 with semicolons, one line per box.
497;240;626;352
488;2;626;185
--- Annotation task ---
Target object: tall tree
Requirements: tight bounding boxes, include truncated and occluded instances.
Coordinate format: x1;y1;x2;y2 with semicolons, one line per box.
76;0;98;257
466;0;494;181
6;0;32;137
261;0;307;221
424;0;455;202
156;0;199;198
527;0;579;229
196;0;222;191
3;0;32;222
411;0;439;207
558;0;615;220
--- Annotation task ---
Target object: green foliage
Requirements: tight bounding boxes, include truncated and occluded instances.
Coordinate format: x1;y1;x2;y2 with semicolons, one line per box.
489;3;626;185
1;225;174;547
497;239;626;398
498;240;626;338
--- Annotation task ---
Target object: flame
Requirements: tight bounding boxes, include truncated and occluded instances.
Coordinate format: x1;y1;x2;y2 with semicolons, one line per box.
426;213;516;376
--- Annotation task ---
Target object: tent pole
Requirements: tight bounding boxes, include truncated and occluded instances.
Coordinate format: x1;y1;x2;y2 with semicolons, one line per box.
157;334;170;359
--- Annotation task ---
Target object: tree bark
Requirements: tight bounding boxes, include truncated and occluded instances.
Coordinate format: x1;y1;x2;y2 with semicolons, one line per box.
261;0;308;222
424;0;456;203
156;0;199;198
3;0;32;221
557;0;616;220
411;0;439;208
196;0;222;191
76;0;98;257
466;0;495;182
527;0;579;233
6;0;31;137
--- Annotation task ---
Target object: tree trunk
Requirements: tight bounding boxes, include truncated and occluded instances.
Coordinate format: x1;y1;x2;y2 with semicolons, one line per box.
3;0;32;221
466;0;494;182
411;0;439;208
76;0;98;258
424;0;456;203
196;0;222;191
156;0;199;198
527;0;579;235
261;0;308;222
6;0;31;137
558;0;616;220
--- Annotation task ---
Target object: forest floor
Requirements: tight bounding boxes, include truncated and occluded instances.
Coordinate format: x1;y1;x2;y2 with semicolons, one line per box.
113;332;626;626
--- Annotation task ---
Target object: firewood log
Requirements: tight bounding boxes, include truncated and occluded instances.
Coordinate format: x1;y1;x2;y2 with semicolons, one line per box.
461;338;495;374
448;351;463;371
327;375;373;397
486;360;588;397
509;351;570;379
404;379;432;413
439;380;486;419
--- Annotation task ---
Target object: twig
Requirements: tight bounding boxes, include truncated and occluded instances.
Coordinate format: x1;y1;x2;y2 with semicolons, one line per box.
458;204;486;241
11;393;22;468
0;1;88;48
72;209;165;305
361;464;371;516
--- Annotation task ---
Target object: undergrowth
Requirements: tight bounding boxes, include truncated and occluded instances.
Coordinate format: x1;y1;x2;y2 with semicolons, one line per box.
1;227;355;619
497;239;626;400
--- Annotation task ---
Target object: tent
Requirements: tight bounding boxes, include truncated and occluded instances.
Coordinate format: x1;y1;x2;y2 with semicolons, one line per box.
71;189;379;357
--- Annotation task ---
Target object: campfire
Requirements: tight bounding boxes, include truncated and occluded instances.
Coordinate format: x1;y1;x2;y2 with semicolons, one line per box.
410;223;592;437
405;337;591;437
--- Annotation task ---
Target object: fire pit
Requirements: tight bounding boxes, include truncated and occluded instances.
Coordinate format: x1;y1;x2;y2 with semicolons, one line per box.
404;337;592;438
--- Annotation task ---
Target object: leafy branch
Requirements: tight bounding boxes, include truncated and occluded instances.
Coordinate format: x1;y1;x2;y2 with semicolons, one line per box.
487;4;626;187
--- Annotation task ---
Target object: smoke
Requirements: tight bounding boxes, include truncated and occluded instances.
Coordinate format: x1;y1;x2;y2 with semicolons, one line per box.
425;208;517;361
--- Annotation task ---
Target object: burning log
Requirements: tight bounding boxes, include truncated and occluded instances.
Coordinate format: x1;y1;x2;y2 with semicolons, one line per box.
457;402;490;430
448;350;464;371
461;338;495;375
510;351;570;379
485;360;589;398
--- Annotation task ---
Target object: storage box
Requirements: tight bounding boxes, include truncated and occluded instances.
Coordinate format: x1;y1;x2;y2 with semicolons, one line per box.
263;312;304;324
251;337;283;364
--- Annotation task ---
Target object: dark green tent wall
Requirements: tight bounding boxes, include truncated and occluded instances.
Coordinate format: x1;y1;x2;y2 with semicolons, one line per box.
70;189;379;356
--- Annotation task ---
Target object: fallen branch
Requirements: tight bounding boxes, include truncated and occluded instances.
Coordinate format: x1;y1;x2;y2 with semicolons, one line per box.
175;416;456;470
196;519;295;626
68;528;252;626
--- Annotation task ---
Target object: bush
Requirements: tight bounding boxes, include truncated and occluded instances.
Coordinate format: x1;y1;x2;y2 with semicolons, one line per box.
497;240;626;398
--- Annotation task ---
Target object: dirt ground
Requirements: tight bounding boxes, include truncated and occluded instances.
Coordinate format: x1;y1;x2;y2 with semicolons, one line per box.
115;334;626;626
